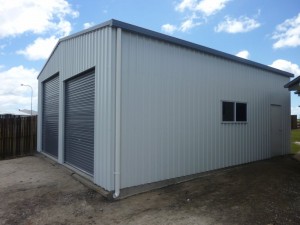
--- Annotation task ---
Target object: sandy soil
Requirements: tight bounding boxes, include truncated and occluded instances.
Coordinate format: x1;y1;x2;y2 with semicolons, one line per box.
0;154;299;225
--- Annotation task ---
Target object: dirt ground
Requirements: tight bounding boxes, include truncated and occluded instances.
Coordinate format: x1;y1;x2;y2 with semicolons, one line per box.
0;155;299;225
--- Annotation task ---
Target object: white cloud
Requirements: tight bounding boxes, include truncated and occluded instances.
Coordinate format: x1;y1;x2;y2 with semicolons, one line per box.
0;0;78;39
195;0;230;16
179;16;202;32
236;50;250;59
162;14;201;34
57;20;72;37
83;22;95;29
0;66;38;114
175;0;197;12
161;24;178;34
168;0;230;34
272;13;300;49
215;16;261;33
17;36;58;61
175;0;230;16
269;59;300;76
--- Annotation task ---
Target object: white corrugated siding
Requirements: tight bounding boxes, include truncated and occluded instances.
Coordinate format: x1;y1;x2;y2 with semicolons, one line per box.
38;25;290;192
38;27;115;191
120;31;290;188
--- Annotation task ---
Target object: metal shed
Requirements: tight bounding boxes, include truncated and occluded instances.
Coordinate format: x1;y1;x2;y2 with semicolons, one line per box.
37;19;293;198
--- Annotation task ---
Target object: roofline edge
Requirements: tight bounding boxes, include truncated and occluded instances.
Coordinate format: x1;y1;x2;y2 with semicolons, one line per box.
110;19;293;78
284;75;300;88
38;18;294;79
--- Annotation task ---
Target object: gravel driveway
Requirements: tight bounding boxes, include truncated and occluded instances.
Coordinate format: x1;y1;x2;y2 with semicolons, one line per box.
0;154;299;225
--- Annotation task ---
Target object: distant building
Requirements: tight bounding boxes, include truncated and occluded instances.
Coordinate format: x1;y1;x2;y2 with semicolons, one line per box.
18;109;38;115
38;19;293;198
0;109;34;117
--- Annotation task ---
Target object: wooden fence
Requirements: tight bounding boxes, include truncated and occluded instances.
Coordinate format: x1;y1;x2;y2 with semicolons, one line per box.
0;116;37;160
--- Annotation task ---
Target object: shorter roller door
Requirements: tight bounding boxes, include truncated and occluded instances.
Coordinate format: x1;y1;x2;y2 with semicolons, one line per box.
64;71;95;175
42;75;59;157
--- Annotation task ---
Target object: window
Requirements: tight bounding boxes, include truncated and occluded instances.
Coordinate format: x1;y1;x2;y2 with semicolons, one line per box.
222;101;234;121
222;101;247;122
236;103;247;121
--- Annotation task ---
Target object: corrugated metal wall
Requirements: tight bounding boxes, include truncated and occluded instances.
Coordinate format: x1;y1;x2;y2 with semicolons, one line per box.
38;25;290;192
38;27;115;191
120;31;290;189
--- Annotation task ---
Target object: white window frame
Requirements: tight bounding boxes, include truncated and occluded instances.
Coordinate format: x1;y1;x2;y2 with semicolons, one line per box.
221;101;247;123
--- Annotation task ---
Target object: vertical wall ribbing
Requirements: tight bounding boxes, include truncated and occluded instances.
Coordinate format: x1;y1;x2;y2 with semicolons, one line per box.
120;31;290;189
38;27;115;191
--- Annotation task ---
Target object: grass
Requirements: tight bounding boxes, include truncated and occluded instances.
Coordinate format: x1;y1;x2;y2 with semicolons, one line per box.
291;129;300;154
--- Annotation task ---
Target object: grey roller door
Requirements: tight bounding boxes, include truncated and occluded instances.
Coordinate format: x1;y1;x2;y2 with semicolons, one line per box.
42;75;59;158
64;71;95;175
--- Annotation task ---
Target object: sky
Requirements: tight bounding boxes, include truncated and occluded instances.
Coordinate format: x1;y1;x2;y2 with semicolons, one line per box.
0;0;300;115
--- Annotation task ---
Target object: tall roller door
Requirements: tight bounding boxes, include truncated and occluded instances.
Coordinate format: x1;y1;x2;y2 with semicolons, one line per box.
42;75;59;158
64;71;95;175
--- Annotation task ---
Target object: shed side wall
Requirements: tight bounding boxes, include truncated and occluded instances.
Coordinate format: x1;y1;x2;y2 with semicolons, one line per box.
120;31;290;189
38;27;115;191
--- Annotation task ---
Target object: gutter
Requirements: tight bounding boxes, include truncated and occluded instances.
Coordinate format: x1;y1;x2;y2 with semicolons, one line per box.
113;28;122;198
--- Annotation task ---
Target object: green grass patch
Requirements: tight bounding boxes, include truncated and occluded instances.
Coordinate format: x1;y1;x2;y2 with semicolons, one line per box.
291;129;300;154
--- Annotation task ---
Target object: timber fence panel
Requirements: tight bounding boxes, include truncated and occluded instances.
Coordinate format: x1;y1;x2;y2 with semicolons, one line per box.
0;116;37;160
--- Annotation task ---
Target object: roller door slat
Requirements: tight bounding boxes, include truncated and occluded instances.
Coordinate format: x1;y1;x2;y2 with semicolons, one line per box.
64;71;95;175
42;75;59;157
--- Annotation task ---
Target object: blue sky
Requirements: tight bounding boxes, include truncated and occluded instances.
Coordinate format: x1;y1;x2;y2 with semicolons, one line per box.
0;0;300;115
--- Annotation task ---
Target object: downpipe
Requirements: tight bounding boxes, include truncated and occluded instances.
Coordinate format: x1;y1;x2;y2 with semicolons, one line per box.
114;27;122;199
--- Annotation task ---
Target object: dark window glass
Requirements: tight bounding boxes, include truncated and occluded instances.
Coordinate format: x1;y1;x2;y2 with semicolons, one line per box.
236;103;247;121
222;102;234;121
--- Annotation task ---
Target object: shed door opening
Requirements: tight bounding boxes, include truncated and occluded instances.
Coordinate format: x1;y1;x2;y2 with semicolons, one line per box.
271;105;282;156
42;75;59;158
64;71;95;175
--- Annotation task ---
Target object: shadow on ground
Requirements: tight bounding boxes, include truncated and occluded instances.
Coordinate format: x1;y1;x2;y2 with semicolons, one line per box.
0;155;299;225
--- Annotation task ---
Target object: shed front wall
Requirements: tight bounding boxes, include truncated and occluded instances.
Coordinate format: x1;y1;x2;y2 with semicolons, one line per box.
120;31;290;189
37;27;116;191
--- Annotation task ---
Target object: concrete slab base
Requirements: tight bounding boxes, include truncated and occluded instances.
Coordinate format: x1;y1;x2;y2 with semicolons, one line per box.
36;153;112;199
38;153;296;200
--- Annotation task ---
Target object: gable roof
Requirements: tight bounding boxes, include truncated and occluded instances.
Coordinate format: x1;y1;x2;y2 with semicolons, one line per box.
38;19;294;78
284;75;300;90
